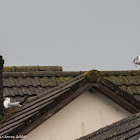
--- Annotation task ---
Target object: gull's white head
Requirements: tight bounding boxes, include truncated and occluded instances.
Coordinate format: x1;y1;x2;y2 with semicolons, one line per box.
5;97;10;102
133;56;140;66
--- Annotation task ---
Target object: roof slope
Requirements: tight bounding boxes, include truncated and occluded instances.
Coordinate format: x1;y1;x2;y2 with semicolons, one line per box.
76;112;140;140
3;66;84;102
0;73;93;138
101;70;140;101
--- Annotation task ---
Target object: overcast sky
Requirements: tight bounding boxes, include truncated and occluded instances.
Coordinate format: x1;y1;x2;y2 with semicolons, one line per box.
0;0;140;71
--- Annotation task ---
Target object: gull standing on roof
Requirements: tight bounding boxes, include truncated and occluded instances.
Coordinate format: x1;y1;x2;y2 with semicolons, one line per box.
133;56;140;67
3;97;22;108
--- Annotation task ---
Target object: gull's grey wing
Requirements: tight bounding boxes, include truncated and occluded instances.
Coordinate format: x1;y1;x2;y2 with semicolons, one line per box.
8;102;20;107
133;56;139;62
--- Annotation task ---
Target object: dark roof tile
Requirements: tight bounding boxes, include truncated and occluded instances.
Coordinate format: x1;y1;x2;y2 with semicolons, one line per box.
50;77;58;87
12;87;19;97
9;77;16;87
4;78;11;87
7;88;15;97
37;86;44;94
16;88;23;96
126;86;133;94
13;78;20;87
28;87;36;96
21;87;30;96
34;77;41;86
4;88;9;97
17;77;25;87
33;88;40;96
25;77;33;86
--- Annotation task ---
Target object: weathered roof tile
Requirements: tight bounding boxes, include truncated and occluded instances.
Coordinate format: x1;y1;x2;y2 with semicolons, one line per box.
129;85;138;94
25;77;33;86
34;77;41;86
4;78;11;87
8;88;15;97
118;85;127;91
9;78;16;87
28;87;36;96
126;86;133;94
13;78;20;87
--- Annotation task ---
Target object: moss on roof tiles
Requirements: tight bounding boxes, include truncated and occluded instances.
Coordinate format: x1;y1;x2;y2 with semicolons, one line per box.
136;86;140;94
101;70;140;76
126;86;133;94
129;85;138;94
121;76;130;85
118;85;127;91
3;71;85;78
101;70;140;96
39;66;62;71
101;71;132;76
3;66;63;72
3;66;14;72
135;76;140;85
107;76;124;85
85;70;103;83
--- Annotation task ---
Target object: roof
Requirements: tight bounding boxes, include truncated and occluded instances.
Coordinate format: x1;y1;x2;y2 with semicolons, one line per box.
3;67;140;103
101;70;140;101
1;68;140;139
76;112;140;140
3;66;84;102
0;72;92;138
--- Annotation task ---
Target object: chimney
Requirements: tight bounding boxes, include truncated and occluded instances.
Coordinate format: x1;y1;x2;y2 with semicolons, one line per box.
0;56;4;114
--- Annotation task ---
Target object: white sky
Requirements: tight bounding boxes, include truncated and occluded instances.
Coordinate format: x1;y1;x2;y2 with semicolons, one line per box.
0;0;140;71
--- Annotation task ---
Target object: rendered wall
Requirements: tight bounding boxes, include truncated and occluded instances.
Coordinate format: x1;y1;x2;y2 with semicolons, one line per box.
25;90;131;140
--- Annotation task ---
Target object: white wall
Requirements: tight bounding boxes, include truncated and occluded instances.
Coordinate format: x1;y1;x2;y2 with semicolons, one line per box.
24;90;131;140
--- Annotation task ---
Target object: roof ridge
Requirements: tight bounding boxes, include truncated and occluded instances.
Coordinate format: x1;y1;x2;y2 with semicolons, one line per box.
101;70;140;76
3;66;63;72
3;71;85;78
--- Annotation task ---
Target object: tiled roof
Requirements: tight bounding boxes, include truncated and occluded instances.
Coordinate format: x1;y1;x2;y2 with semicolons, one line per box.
1;69;140;139
3;66;84;102
101;70;140;101
76;112;140;140
0;73;92;137
3;67;140;102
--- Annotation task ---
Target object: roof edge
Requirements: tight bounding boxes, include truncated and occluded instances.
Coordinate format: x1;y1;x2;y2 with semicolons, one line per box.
3;66;63;72
85;70;140;112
